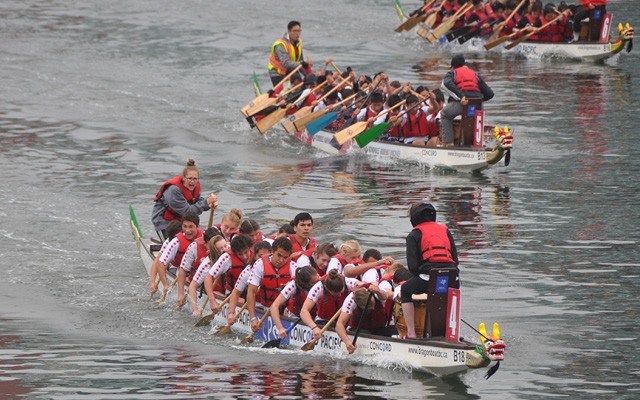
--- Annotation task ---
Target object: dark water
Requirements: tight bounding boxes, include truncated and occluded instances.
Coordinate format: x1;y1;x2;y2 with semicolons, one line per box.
1;0;639;398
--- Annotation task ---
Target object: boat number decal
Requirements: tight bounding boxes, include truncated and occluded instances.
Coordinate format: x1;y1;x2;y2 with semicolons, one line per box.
474;111;484;147
600;14;612;43
436;276;449;294
466;104;477;117
370;341;392;352
453;350;465;363
446;288;461;342
477;152;486;161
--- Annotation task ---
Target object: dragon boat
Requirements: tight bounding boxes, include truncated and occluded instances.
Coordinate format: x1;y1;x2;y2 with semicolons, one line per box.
395;0;634;63
130;205;506;377
289;122;513;173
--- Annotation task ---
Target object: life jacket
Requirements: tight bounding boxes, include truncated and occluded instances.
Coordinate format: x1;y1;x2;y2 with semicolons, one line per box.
537;17;562;42
287;287;308;317
153;176;201;222
426;111;439;138
223;250;248;293
365;107;379;120
332;254;363;273
414;221;455;264
402;109;429;138
171;230;204;268
348;297;392;332
316;279;348;320
471;10;492;36
288;234;316;260
257;254;292;307
454;65;480;93
190;236;209;279
268;37;302;75
309;255;324;277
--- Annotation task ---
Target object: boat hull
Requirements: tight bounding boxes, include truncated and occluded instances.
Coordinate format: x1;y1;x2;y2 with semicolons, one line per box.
291;128;508;173
504;41;618;62
130;206;492;376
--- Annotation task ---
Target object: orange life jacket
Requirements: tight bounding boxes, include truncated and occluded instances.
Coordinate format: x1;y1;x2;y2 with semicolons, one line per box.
414;222;455;264
257;254;292;307
171;230;204;268
153;176;201;222
454;65;480;93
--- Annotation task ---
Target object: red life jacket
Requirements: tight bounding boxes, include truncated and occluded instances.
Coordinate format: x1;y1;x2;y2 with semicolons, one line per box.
537;17;562;42
402;109;429;138
189;236;209;279
287;288;308;316
414;222;455;264
316;280;348;320
288;234;316;260
454;65;480;93
365;107;379;120
348;298;392;332
426;111;439;138
171;230;204;268
471;10;492;36
257;254;292;307
153;176;201;222
223;250;248;293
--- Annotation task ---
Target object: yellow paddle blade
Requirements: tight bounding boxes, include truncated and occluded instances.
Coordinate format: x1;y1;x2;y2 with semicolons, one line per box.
281;106;311;133
333;121;368;145
255;108;287;134
293;108;327;131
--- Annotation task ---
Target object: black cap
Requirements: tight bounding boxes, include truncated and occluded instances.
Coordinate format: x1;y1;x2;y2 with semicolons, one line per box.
410;203;437;227
451;54;466;68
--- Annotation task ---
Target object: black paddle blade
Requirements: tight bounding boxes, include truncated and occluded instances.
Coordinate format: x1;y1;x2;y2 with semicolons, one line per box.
627;39;633;53
262;338;282;349
484;361;500;380
504;149;511;166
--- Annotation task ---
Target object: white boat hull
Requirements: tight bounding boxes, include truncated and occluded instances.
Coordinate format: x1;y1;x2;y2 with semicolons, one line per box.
291;128;509;173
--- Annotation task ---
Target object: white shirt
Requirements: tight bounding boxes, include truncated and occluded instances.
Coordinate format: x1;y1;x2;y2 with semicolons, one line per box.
296;254;312;269
192;257;213;286
278;280;298;301
248;256;298;287
158;237;180;265
179;241;201;272
306;278;360;304
207;252;238;279
234;265;253;292
341;282;393;315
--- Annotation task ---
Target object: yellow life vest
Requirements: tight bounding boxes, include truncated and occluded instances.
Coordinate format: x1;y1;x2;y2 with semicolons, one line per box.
268;37;302;75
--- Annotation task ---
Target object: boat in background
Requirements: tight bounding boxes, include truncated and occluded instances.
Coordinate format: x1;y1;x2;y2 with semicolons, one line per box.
129;205;506;377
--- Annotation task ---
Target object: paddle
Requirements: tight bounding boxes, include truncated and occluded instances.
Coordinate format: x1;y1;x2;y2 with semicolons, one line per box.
156;275;179;304
395;0;435;32
301;309;342;351
485;0;526;45
262;318;303;349
504;13;567;50
215;299;250;335
247;81;304;119
292;80;352;132
484;29;518;50
333;100;406;146
280;80;330;133
207;194;217;229
240;308;271;344
300;92;358;136
426;3;473;44
241;65;302;116
351;291;375;347
194;289;231;327
424;1;446;29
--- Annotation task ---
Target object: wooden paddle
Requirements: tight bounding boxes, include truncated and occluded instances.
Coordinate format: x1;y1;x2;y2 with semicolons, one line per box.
156;275;179;304
504;13;566;50
262;318;303;349
329;61;342;74
301;309;341;351
207;195;217;229
280;80;330;133
424;1;446;29
241;65;302;116
305;91;369;136
293;92;358;133
351;292;375;347
395;1;436;32
247;81;304;119
333;100;406;146
240;308;271;344
214;298;249;335
426;2;473;44
292;80;352;132
485;0;526;45
194;288;230;327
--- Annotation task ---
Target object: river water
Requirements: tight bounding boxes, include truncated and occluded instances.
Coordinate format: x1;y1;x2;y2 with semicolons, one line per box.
1;0;639;398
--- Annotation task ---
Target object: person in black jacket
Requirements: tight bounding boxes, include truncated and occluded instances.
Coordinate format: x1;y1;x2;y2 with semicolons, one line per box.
400;203;459;338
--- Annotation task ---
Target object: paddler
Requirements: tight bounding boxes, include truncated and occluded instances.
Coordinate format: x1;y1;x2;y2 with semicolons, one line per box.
246;237;297;332
268;20;313;87
400;203;459;339
152;159;217;240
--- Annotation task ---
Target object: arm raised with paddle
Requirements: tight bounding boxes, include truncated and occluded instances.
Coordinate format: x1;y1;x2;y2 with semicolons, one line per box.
485;0;527;46
241;65;302;117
